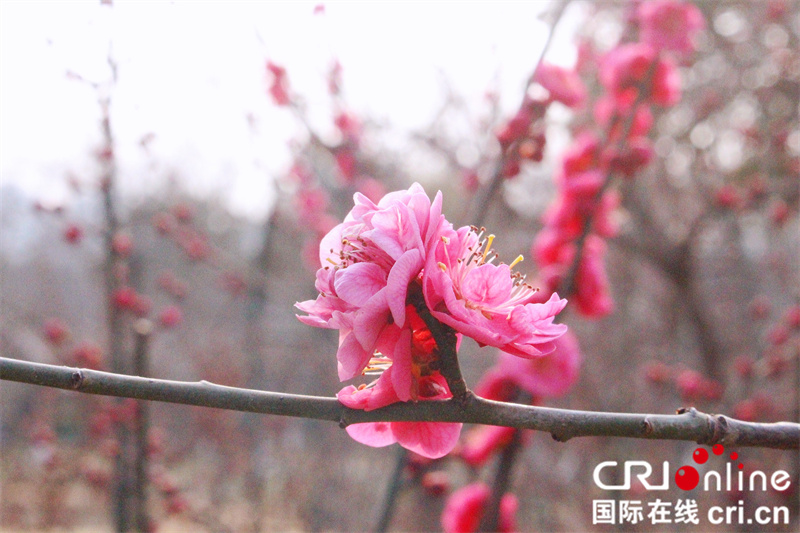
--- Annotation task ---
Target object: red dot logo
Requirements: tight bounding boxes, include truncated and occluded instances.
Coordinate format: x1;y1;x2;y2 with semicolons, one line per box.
675;466;699;491
712;444;724;455
693;448;709;464
730;452;738;460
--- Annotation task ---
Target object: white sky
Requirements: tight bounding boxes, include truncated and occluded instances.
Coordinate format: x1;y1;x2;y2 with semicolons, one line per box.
1;1;579;220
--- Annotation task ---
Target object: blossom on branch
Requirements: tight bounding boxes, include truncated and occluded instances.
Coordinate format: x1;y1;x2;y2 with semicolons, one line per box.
297;184;568;457
424;224;568;358
296;183;443;383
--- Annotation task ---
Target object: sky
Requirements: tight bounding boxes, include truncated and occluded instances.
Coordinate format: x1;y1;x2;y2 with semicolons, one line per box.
0;1;579;220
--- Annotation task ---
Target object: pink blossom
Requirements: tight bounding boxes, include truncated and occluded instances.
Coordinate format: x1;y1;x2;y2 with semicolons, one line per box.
424;225;567;358
337;366;462;459
593;95;654;139
159;305;183;328
266;61;291;106
43;318;69;345
572;235;614;318
496;330;581;398
334;111;362;144
675;368;704;400
638;0;705;55
536;234;613;319
534;62;587;108
473;367;519;402
546;170;619;240
296;183;443;382
459;425;519;467
650;55;681;107
441;483;518;533
599;44;681;107
334;148;357;182
602;137;655;178
495;98;547;148
63;223;84;244
560;132;600;177
111;232;133;257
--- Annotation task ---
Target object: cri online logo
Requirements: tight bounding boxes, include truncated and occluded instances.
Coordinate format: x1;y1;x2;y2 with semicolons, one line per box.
676;444;739;490
594;444;792;492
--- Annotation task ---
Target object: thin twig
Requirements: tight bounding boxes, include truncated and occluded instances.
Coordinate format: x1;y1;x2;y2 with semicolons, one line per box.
466;0;571;228
2;358;797;450
132;320;152;533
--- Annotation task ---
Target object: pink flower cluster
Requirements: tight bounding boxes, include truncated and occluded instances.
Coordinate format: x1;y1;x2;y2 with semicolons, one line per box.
298;183;568;458
533;0;704;318
489;62;588;181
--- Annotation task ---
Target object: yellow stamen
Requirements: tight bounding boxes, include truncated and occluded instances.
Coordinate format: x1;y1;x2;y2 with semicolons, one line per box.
482;234;495;263
510;255;524;268
326;257;338;266
438;262;447;272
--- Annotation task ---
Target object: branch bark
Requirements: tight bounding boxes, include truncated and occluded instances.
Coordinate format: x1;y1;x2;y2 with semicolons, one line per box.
2;357;797;450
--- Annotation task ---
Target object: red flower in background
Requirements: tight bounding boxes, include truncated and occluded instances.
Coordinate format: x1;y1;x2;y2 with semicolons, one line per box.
441;483;517;533
638;0;705;55
534;62;587;109
266;61;291;106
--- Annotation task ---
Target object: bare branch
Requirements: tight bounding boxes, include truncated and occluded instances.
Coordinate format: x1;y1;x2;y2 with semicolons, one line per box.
3;358;797;450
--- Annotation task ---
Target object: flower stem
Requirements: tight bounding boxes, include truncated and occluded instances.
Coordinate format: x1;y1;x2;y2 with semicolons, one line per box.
409;290;469;402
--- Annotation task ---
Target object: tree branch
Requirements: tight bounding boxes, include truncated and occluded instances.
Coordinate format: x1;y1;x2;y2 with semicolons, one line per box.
2;357;797;450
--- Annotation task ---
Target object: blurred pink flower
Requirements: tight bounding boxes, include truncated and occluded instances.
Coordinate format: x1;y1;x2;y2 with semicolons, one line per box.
572;235;614;318
560;132;600;177
334;110;362;143
459;425;519;467
602;137;655;178
441;483;518;533
495;98;547;148
593;95;654;139
534;62;587;108
424;225;567;358
496;330;582;398
599;44;681;107
334;148;358;182
638;0;705;55
266;61;291;106
473;367;519;402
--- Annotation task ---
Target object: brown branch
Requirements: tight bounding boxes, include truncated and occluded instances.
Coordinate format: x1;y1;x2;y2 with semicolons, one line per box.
2;357;797;450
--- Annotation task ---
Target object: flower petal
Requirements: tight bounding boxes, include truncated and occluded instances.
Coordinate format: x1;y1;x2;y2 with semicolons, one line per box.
337;332;372;381
345;422;398;448
334;262;387;307
392;421;462;459
385;249;423;327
